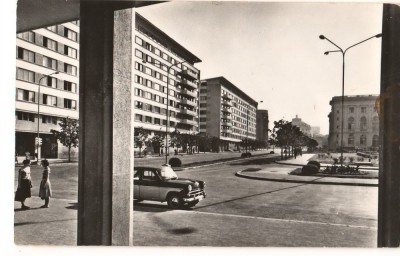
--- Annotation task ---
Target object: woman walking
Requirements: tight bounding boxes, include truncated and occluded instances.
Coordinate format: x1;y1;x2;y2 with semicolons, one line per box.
16;159;32;209
39;159;52;208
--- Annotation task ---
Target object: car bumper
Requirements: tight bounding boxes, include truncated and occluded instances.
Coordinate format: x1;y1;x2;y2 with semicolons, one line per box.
183;191;206;202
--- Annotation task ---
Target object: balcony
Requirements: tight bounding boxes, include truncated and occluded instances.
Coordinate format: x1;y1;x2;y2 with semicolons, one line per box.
180;119;197;126
221;100;232;107
221;107;231;113
222;94;232;101
179;69;198;81
222;114;232;120
178;79;197;90
180;88;197;98
178;98;197;107
221;121;232;127
221;128;231;133
180;108;197;117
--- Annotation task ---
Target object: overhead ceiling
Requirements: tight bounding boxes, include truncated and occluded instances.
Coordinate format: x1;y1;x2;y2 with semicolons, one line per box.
17;0;162;33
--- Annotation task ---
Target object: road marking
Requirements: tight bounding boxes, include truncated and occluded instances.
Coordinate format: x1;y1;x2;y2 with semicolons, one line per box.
172;210;376;230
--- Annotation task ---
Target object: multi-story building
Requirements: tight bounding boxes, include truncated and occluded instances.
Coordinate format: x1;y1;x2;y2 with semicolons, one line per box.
291;115;311;136
133;13;201;154
328;95;379;151
256;109;269;145
311;126;321;137
16;21;80;160
199;77;258;152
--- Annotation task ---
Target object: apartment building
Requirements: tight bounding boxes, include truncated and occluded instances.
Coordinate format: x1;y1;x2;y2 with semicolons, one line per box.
256;109;269;145
328;95;379;151
16;21;79;160
133;13;201;154
199;77;258;152
291;115;311;136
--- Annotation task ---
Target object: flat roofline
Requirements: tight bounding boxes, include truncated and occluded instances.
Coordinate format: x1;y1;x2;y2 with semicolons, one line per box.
135;13;202;64
203;77;258;108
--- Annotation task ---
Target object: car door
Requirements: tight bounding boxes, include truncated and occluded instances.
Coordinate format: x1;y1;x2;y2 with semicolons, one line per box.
139;169;161;201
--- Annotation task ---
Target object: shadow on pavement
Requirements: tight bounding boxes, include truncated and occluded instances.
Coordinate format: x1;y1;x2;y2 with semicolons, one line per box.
66;202;78;210
14;218;76;227
133;201;174;213
14;207;43;212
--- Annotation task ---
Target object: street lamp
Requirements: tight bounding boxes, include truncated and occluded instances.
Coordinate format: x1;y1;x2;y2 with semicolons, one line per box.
36;71;59;161
319;33;382;166
142;56;188;165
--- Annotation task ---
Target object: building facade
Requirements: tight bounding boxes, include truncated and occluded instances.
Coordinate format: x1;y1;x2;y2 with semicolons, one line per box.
132;13;201;154
256;109;269;145
328;95;379;151
16;21;80;160
291;115;311;136
199;77;258;152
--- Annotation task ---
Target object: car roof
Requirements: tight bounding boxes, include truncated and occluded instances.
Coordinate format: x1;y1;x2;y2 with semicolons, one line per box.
134;167;161;171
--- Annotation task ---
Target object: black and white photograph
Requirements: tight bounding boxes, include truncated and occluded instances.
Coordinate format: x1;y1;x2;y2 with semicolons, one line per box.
2;0;400;254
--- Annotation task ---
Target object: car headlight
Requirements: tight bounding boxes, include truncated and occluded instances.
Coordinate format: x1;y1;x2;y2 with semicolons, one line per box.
187;185;192;192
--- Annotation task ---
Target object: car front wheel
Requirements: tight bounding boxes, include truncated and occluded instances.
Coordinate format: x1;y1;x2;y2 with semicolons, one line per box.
167;193;182;209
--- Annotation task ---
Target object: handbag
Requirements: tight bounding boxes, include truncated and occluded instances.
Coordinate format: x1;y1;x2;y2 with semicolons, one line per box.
15;188;24;202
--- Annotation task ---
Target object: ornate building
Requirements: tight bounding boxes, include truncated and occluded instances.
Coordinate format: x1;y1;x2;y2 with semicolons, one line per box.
328;95;379;151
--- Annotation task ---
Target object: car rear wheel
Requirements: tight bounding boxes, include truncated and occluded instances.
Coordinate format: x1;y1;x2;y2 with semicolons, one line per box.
167;193;182;209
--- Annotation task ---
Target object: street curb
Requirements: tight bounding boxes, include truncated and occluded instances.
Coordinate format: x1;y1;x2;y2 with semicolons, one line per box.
275;161;379;171
235;170;379;187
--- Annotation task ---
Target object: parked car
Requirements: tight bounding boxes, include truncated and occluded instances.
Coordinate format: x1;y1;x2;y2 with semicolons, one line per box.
134;165;206;209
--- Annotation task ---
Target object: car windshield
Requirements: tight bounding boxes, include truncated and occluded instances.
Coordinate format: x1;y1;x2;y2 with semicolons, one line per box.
159;167;178;180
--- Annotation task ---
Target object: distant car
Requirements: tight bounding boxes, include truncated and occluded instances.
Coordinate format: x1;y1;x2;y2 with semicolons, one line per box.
134;165;206;209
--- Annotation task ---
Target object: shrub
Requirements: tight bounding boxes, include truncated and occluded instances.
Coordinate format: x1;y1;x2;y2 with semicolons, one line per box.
301;164;319;175
241;152;252;157
307;160;320;169
168;157;182;167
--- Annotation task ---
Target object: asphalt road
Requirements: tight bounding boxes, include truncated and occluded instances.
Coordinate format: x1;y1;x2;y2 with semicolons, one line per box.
132;156;378;247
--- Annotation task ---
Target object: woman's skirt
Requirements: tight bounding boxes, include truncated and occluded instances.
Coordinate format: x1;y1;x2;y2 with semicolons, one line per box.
39;179;52;199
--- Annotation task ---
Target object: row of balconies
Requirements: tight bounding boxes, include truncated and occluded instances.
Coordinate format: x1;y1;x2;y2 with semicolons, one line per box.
178;78;197;90
179;69;198;81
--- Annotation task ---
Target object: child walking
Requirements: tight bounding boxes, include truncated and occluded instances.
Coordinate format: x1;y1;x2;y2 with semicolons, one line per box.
39;159;52;208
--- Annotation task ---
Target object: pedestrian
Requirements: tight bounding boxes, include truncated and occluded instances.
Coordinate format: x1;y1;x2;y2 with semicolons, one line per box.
294;148;298;159
15;159;32;209
39;159;52;208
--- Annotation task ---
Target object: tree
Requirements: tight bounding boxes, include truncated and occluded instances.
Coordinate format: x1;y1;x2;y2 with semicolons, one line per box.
134;127;149;157
150;132;164;156
50;117;79;162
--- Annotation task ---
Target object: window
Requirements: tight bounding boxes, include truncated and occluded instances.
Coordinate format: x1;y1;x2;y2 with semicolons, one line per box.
135;75;143;85
43;94;57;106
64;28;78;41
154;106;161;113
361;107;367;113
64;81;77;92
135;101;143;109
372;116;379;131
135;49;143;59
360;135;367;146
17;31;35;42
372;135;379;147
349;107;354;113
64;45;77;58
16;68;35;83
46;77;57;88
43;37;57;51
348;134;354;145
155;48;161;56
142;170;157;181
16;111;35;122
42;56;57;69
135;36;143;46
64;99;77;109
162;52;169;61
154;118;161;125
347;117;355;131
145;116;152;123
17;89;35;102
17;47;35;63
144;104;152;112
64;63;77;76
47;25;57;33
42;115;58;124
135;114;143;122
360;116;367;131
135;88;143;97
145;42;153;51
135;62;144;72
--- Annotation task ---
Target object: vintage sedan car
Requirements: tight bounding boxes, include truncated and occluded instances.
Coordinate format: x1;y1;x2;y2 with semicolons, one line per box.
134;165;206;209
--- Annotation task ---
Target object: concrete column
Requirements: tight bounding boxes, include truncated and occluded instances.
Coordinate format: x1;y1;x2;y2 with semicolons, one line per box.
378;3;400;247
78;3;133;246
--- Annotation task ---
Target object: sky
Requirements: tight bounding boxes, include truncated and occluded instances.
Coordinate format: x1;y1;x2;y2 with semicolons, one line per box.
137;1;383;135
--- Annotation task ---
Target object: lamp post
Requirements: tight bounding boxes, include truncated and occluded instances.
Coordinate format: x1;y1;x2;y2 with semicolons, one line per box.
36;71;59;161
319;33;382;166
142;57;188;165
